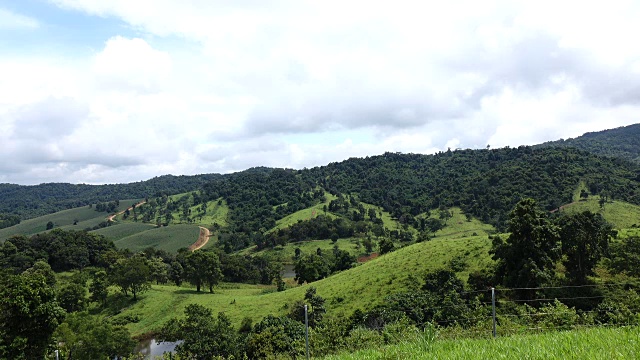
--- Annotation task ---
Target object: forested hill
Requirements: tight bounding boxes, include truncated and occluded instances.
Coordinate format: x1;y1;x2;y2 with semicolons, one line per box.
536;123;640;163
299;147;640;230
0;174;221;219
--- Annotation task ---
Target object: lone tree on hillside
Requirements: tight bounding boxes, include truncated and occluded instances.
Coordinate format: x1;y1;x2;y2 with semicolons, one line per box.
184;250;222;293
491;198;560;300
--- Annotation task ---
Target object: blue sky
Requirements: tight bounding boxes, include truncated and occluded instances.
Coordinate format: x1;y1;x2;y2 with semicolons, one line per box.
1;0;640;185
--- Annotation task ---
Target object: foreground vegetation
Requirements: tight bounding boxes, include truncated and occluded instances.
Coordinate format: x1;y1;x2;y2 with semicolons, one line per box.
325;326;640;360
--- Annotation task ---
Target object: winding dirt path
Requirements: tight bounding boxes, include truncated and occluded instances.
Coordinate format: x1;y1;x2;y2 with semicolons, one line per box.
189;226;211;251
107;201;146;222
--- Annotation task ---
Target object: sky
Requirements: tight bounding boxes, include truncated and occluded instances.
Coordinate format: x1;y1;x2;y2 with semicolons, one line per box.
1;0;640;185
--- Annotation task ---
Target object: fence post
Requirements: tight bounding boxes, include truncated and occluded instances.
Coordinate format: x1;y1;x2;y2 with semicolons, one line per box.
492;287;497;338
305;304;310;360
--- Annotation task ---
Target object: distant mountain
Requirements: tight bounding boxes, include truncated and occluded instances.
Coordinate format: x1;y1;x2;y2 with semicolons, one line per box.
536;123;640;163
0;174;221;219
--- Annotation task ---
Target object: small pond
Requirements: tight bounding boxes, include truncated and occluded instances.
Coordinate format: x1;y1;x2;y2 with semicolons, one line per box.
134;339;181;359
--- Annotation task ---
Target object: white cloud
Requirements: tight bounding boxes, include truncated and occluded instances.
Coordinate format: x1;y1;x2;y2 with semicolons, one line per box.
1;0;639;184
93;36;172;93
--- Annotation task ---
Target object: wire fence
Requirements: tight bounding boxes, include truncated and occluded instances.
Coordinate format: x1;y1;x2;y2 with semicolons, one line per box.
419;282;640;338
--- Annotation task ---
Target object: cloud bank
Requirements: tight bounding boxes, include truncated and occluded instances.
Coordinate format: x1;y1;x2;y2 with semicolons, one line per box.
0;0;639;184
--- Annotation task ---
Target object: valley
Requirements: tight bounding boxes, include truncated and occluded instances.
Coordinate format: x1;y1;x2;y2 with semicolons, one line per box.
1;125;640;359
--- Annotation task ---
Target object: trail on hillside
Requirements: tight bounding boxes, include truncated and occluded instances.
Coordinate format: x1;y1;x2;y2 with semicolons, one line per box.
550;201;580;213
107;201;147;222
189;226;211;251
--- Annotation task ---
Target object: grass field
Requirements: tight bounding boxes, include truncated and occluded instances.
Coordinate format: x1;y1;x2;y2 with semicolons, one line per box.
431;207;496;239
559;196;640;229
271;192;338;231
113;231;493;336
113;224;201;253
0;198;142;240
324;326;640;359
91;223;157;241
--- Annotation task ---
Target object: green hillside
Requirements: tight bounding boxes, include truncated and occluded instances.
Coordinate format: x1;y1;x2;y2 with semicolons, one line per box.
0;174;221;219
112;231;493;336
0;198;141;240
537;123;640;163
556;196;640;229
91;223;156;241
113;224;201;253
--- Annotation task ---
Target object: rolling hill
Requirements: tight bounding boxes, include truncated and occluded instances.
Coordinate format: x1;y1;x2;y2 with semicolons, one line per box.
536;123;640;163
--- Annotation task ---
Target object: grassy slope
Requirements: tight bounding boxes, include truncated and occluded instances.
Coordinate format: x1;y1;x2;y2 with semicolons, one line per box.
325;326;640;360
91;223;157;241
239;238;365;264
0;199;142;240
271;192;338;231
113;225;201;253
559;196;640;229
116;230;494;336
242;206;494;263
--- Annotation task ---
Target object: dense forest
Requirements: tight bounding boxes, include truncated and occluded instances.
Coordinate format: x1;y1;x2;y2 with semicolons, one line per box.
194;146;640;241
303;147;640;231
0;174;221;219
537;123;640;163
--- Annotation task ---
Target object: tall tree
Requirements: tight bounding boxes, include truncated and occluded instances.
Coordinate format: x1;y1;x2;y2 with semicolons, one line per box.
491;198;561;299
558;211;615;284
110;254;151;300
53;312;135;359
0;263;65;360
158;304;238;359
184;250;222;293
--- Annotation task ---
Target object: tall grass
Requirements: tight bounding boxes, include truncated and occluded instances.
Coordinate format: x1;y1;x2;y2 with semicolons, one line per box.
324;326;640;359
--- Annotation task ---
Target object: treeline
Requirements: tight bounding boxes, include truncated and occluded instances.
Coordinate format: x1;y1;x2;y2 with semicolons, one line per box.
0;228;289;359
0;173;220;220
537;123;640;163
1;229;115;272
201;168;321;234
0;214;20;229
301;147;640;231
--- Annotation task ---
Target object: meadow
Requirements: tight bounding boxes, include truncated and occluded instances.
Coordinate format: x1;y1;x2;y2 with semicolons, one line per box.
113;224;201;253
112;231;494;336
559;196;640;229
0;198;142;240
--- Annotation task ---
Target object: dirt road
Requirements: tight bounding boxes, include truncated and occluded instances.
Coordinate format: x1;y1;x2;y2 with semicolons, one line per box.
189;226;211;251
107;201;146;222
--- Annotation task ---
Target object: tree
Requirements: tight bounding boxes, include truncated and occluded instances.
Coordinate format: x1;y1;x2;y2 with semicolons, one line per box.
54;312;135;359
89;270;109;305
294;254;331;284
110;254;151;300
149;257;169;285
288;287;326;328
168;261;185;286
246;315;304;359
491;198;560;299
558;211;614;284
0;264;65;360
608;236;640;278
378;238;395;255
158;304;238;359
46;221;54;230
57;282;87;313
184;250;222;293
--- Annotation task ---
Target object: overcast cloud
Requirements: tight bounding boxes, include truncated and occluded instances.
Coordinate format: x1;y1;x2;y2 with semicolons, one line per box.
1;0;639;184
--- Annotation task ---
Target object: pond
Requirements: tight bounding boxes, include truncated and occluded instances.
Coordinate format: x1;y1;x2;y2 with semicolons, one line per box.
134;339;181;359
